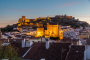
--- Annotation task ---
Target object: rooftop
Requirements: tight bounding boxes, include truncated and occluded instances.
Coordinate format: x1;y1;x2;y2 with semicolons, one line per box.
65;45;85;60
24;42;71;60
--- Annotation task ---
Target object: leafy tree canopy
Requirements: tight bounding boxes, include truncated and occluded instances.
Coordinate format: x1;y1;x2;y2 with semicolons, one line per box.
0;42;22;60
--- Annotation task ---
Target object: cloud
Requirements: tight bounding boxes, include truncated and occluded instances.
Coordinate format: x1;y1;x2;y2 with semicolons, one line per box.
58;2;81;7
1;8;72;12
75;16;90;17
1;9;51;11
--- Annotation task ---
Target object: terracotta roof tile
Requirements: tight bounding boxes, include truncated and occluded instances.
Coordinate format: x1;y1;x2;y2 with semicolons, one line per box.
65;45;85;60
24;42;71;60
10;43;30;57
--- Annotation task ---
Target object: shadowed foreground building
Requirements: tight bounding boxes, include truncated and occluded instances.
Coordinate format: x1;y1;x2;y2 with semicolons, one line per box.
66;36;90;60
23;43;71;60
1;37;90;60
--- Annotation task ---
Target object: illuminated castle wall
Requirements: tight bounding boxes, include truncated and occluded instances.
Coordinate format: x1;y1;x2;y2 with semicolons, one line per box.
17;16;30;31
46;23;63;39
45;23;59;37
36;28;44;37
17;16;63;39
36;23;63;39
17;16;50;31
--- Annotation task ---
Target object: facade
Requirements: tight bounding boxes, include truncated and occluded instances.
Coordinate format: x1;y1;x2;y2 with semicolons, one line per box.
79;30;89;39
45;23;63;39
36;28;44;37
35;23;63;39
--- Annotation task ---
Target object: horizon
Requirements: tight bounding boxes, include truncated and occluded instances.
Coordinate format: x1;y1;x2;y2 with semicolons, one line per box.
0;0;90;27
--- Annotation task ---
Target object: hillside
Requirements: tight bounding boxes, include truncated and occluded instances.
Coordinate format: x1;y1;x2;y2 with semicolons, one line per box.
1;15;90;32
36;15;90;28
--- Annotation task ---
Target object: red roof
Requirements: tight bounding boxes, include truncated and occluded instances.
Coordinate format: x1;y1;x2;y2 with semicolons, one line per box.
10;43;30;57
24;42;42;59
24;42;71;60
65;45;85;60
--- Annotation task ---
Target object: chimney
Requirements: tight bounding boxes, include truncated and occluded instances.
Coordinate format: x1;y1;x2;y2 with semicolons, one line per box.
71;37;73;40
29;40;31;46
71;37;73;45
2;59;9;60
41;58;45;60
46;38;49;49
8;39;9;42
22;38;26;47
78;40;82;45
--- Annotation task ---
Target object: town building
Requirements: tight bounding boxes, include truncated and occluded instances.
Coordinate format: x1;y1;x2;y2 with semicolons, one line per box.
79;29;89;39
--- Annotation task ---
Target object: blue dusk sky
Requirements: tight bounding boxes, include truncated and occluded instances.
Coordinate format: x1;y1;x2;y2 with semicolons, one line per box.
0;0;90;27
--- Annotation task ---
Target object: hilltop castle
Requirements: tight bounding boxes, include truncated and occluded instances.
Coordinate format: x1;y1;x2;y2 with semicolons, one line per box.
17;15;75;39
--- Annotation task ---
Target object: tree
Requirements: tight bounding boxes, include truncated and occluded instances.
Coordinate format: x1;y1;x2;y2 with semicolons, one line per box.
0;42;22;60
5;25;13;32
1;25;13;32
0;42;3;59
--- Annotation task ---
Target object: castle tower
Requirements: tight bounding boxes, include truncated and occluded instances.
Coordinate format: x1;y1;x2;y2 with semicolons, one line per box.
22;16;25;21
22;16;25;19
